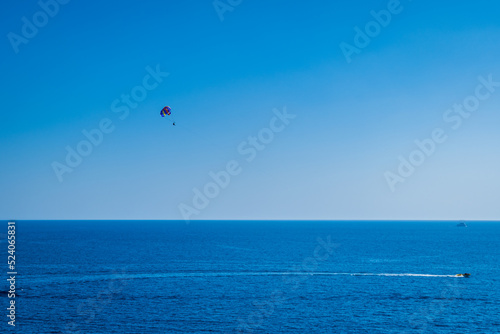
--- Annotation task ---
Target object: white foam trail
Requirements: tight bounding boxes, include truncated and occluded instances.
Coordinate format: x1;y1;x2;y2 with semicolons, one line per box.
46;272;463;281
346;273;457;277
26;272;464;287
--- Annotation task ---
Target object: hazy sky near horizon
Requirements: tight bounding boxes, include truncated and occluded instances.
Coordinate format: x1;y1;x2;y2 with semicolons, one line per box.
1;0;500;220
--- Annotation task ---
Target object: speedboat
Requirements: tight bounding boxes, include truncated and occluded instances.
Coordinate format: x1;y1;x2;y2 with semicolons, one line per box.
456;273;471;277
457;221;467;227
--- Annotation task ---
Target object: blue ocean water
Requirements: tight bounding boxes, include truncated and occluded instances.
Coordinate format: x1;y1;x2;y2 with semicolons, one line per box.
3;221;500;333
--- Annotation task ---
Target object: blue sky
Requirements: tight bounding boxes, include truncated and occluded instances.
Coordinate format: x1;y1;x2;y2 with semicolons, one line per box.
1;0;500;220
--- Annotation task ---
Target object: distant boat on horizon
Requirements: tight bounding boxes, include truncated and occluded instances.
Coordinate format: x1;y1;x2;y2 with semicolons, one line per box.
457;221;467;227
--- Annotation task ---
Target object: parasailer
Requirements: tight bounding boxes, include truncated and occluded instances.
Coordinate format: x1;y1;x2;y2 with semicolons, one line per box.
160;106;175;125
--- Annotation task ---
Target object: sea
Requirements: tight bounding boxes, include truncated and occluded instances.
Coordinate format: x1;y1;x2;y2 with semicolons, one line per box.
2;220;499;333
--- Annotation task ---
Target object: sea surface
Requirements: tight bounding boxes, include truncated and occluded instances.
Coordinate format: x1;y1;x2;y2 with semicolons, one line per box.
2;220;500;333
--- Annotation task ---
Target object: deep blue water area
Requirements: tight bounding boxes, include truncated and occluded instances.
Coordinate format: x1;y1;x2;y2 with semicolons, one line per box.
2;220;499;333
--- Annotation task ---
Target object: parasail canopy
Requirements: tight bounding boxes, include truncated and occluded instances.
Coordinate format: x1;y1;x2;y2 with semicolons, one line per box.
160;106;172;117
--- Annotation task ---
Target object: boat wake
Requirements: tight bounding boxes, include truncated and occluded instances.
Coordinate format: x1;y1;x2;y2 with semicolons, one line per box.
26;271;464;287
347;273;457;277
296;272;450;278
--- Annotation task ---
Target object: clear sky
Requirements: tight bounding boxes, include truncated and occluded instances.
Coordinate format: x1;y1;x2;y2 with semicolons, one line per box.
1;0;500;220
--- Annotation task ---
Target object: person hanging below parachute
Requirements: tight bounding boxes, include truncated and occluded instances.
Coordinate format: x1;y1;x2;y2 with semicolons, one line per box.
160;106;175;125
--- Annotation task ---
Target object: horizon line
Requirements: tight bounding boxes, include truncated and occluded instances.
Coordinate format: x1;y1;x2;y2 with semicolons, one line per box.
3;219;499;222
